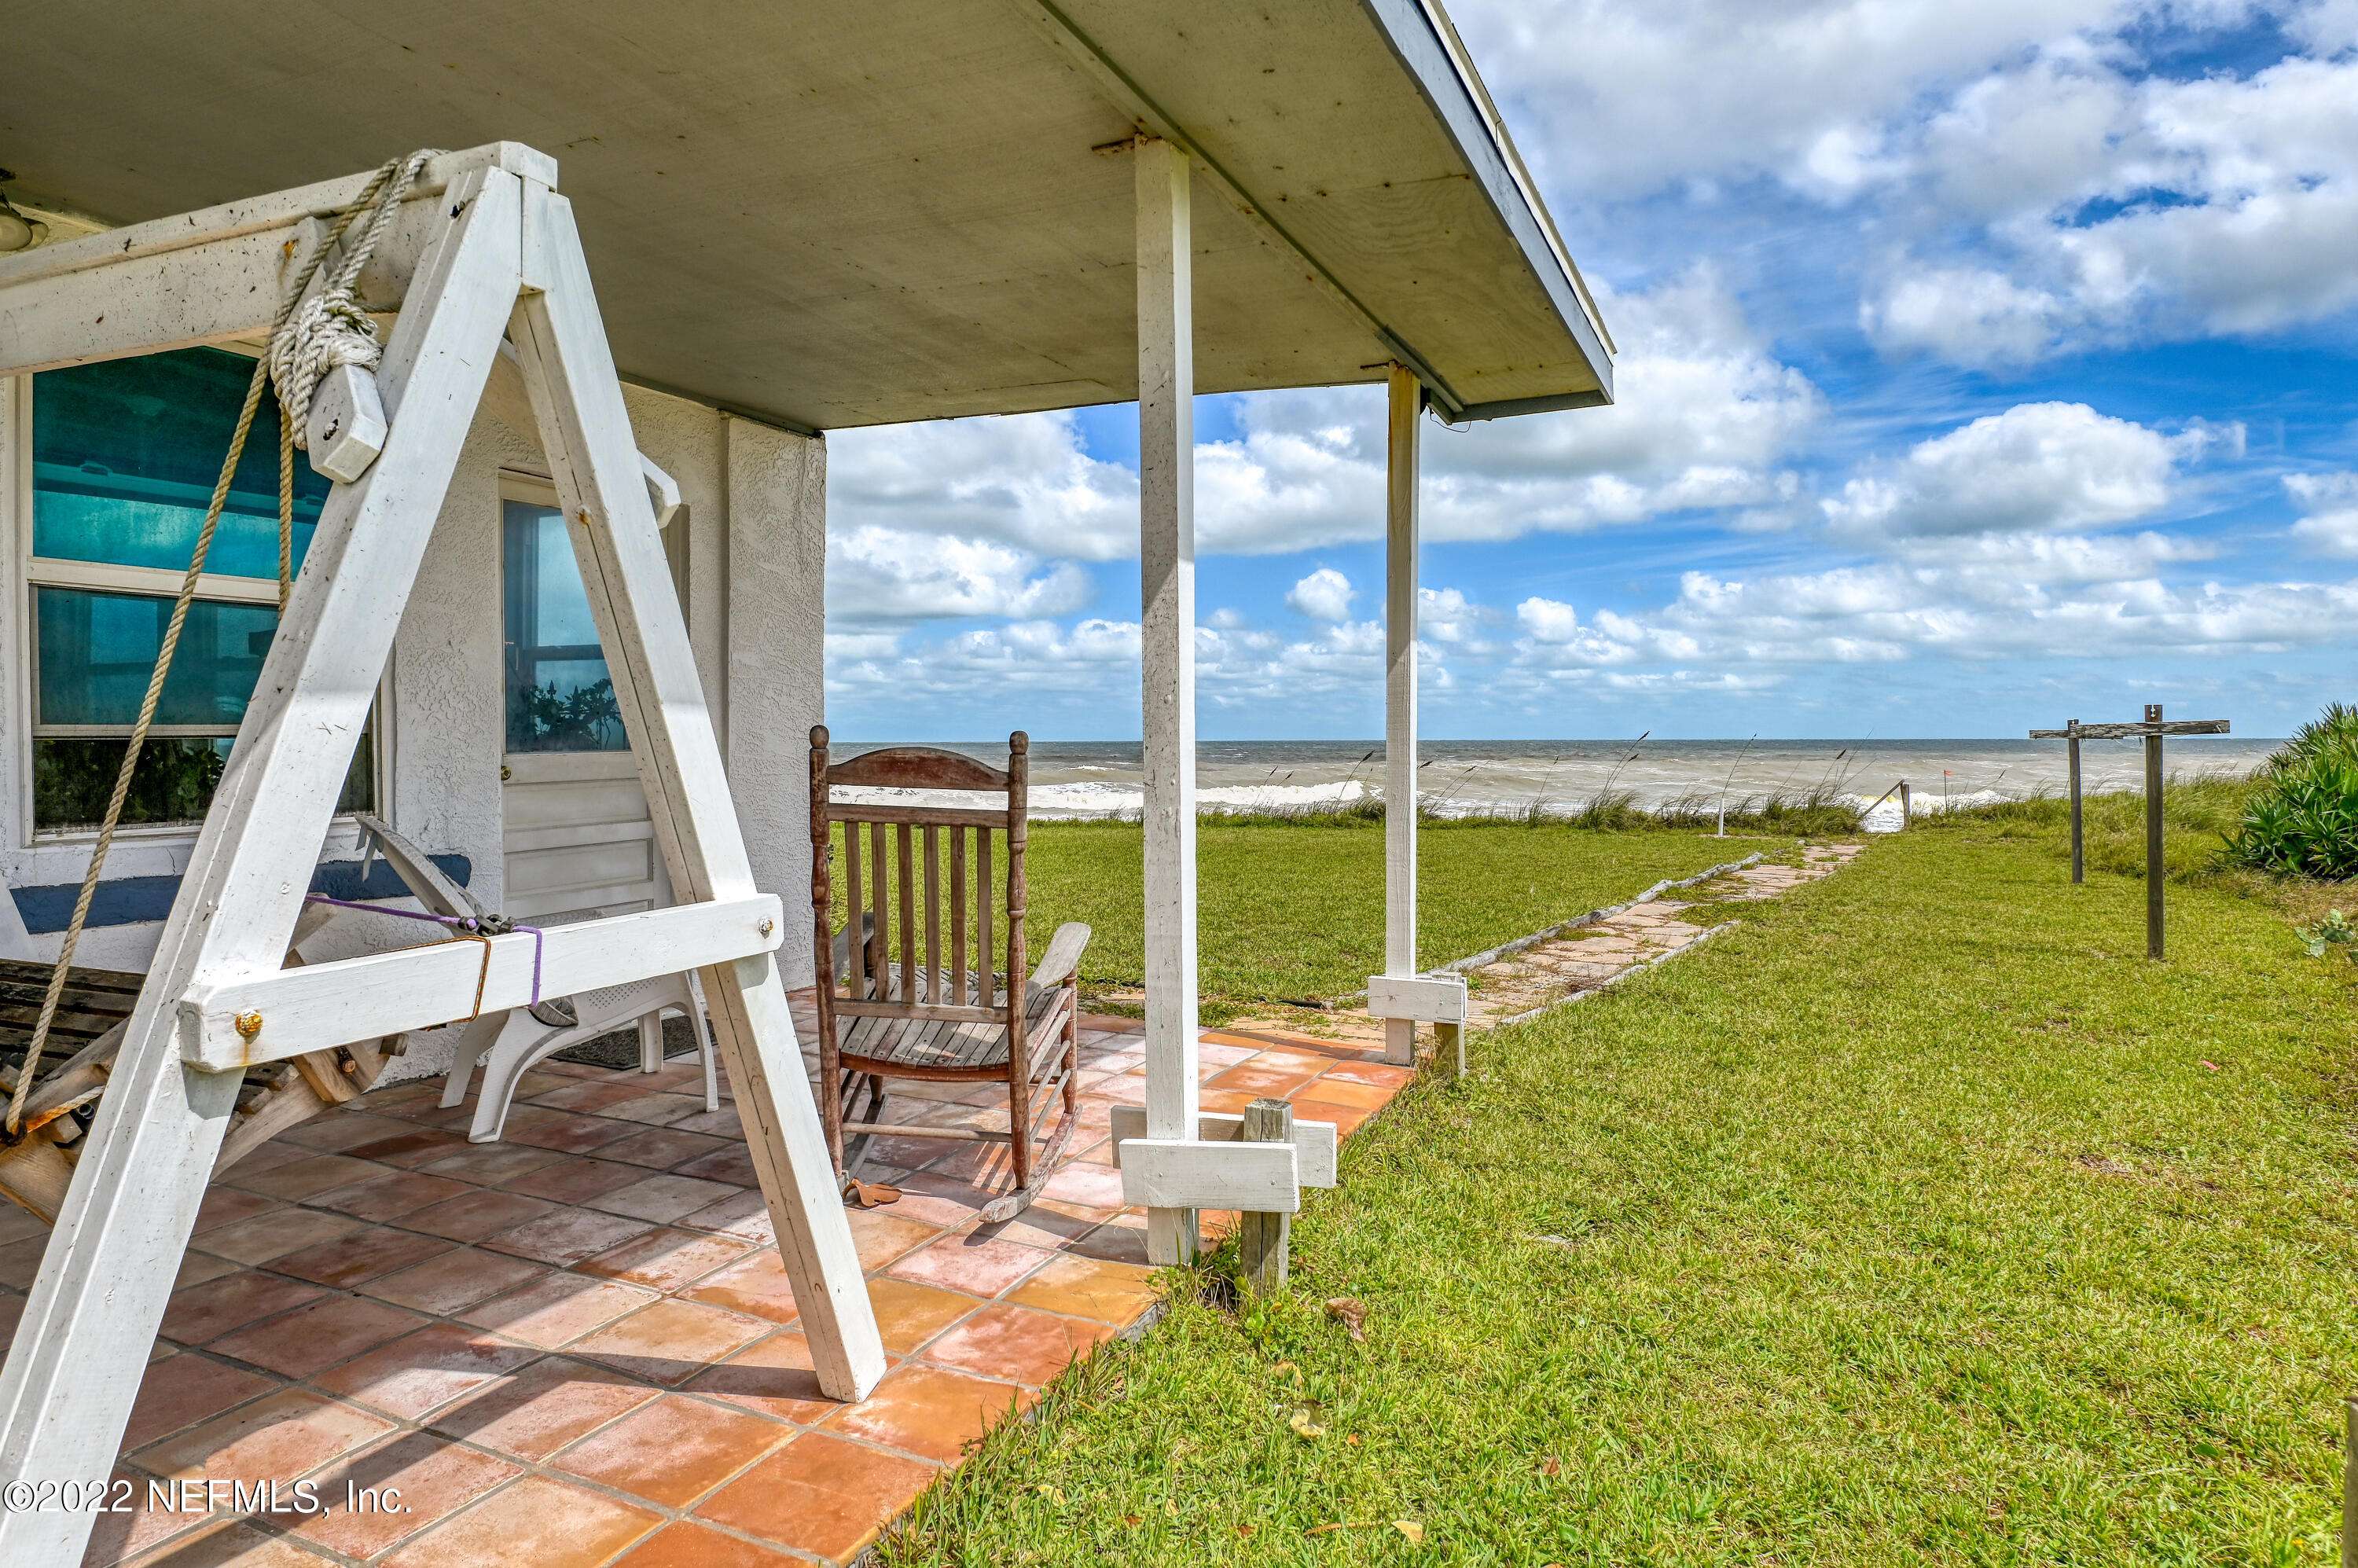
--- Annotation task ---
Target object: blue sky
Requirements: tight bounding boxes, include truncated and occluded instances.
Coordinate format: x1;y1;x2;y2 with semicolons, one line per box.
824;0;2358;742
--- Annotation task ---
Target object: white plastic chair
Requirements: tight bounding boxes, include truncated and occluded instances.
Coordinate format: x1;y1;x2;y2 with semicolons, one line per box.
439;907;719;1142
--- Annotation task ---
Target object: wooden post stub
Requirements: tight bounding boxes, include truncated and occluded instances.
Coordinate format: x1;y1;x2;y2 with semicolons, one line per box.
1237;1096;1293;1295
2144;703;2165;960
1898;780;1911;828
2067;719;2084;885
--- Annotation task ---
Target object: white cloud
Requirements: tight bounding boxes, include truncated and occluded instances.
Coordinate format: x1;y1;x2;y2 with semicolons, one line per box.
1864;49;2358;360
1821;402;2219;540
1286;567;1356;621
828;410;1137;560
827;525;1090;621
2288;471;2358;556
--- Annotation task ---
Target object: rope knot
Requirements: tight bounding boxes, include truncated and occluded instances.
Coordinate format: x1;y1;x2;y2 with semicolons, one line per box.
267;292;382;441
265;148;440;450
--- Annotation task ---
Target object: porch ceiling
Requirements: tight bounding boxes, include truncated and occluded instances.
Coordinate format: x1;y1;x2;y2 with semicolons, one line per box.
2;0;1610;431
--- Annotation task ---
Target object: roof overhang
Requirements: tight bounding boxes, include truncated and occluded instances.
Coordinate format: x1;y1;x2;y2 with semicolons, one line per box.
2;0;1610;431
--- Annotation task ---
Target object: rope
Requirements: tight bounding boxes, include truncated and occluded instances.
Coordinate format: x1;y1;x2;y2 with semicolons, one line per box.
4;151;439;1138
266;149;437;448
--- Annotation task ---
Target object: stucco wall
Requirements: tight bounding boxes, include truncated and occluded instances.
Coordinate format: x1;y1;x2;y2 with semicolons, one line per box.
2;373;827;1078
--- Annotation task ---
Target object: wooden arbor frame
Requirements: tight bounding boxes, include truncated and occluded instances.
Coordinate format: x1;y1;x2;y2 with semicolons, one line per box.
807;729;1089;1221
0;144;882;1560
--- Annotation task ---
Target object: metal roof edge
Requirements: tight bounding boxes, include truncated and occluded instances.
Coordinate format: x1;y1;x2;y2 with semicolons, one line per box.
1361;0;1616;405
1448;388;1613;424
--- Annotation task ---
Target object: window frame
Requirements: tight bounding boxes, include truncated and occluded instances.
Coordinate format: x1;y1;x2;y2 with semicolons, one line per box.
6;356;391;850
498;470;640;760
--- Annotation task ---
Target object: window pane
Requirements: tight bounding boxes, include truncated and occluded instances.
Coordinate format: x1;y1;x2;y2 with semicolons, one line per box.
34;733;373;833
503;499;628;752
34;587;277;729
31;346;332;580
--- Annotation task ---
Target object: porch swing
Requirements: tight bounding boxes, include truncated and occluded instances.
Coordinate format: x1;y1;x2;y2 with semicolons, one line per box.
0;145;883;1562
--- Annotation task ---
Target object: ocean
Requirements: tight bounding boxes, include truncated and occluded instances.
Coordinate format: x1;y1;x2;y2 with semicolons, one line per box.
828;736;2284;831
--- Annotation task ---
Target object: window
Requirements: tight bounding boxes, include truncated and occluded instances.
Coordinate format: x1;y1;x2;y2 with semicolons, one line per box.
502;495;628;753
25;347;375;833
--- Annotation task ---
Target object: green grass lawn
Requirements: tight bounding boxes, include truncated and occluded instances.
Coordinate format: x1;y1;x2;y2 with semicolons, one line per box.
882;812;2358;1564
1023;820;1779;1016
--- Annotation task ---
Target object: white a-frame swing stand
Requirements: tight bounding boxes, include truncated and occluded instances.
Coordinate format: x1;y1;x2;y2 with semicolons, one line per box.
0;144;884;1560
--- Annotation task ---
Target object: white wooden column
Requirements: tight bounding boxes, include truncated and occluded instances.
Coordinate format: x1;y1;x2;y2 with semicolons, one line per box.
1135;137;1199;1265
1382;365;1421;1066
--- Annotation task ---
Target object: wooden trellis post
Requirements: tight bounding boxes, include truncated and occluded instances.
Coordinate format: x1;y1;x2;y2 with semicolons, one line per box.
2029;705;2228;958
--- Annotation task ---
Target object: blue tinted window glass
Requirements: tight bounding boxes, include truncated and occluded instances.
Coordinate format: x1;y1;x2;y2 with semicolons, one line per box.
31;346;332;579
502;499;627;752
34;587;277;729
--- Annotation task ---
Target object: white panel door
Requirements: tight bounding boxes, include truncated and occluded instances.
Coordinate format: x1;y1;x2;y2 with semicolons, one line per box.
498;476;667;918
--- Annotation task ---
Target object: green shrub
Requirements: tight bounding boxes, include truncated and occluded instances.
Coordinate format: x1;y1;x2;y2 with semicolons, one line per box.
2224;705;2358;879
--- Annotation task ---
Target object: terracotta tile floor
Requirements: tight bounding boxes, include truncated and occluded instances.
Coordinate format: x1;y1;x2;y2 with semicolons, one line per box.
2;1001;1417;1567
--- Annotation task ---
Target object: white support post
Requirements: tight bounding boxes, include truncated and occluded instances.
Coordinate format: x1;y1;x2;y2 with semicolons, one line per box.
1135;138;1200;1266
507;182;883;1398
1382;364;1422;1067
0;166;526;1566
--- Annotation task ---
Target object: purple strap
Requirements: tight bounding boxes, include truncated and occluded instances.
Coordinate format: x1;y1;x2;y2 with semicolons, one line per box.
302;894;545;1005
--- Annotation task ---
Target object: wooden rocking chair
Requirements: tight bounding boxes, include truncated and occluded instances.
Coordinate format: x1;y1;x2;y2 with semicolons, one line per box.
809;727;1089;1222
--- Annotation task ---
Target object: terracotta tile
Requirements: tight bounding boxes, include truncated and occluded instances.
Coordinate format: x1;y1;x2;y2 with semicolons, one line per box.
821;1362;1025;1461
0;1203;46;1250
0;1290;20;1343
79;1463;211;1566
505;1155;656;1205
458;1272;659;1350
131;1386;394;1481
1038;1160;1127;1209
1066;1219;1151;1265
119;1518;334;1566
549;1393;788;1508
1197;1086;1261;1114
602;1092;711;1128
306;1170;476;1223
416;1143;568;1184
362;1247;549;1316
211;1293;430;1379
230;1154;387;1202
1206;1065;1316;1097
162;1271;329;1346
1002;1253;1160;1325
122;1353;281;1451
1322;1059;1413;1089
271;1225;456;1288
1294;1074;1394;1111
865;1277;987;1355
873;1177;989;1229
695;1431;935;1560
529;1079;648;1115
350;1129;475;1169
194;1208;366;1266
886;1232;1049;1298
310;1321;542;1421
399;1188;561;1243
920;1302;1114;1386
674;1188;773;1240
590;1173;742;1225
226;1140;313;1176
1291;1098;1372;1137
1090;1074;1148;1106
381;1474;660;1568
597;1126;728;1170
283;1111;420;1153
612;1521;803;1567
291;1431;520;1559
576;1226;752;1293
683;1331;842;1423
499;1107;641;1155
173;1250;242;1292
679;1247;799;1325
666;1107;742;1139
567;1298;771;1386
427;1356;662;1462
481;1207;656;1267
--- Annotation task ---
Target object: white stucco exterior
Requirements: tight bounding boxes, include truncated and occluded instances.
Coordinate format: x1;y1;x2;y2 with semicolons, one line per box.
0;369;827;1079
